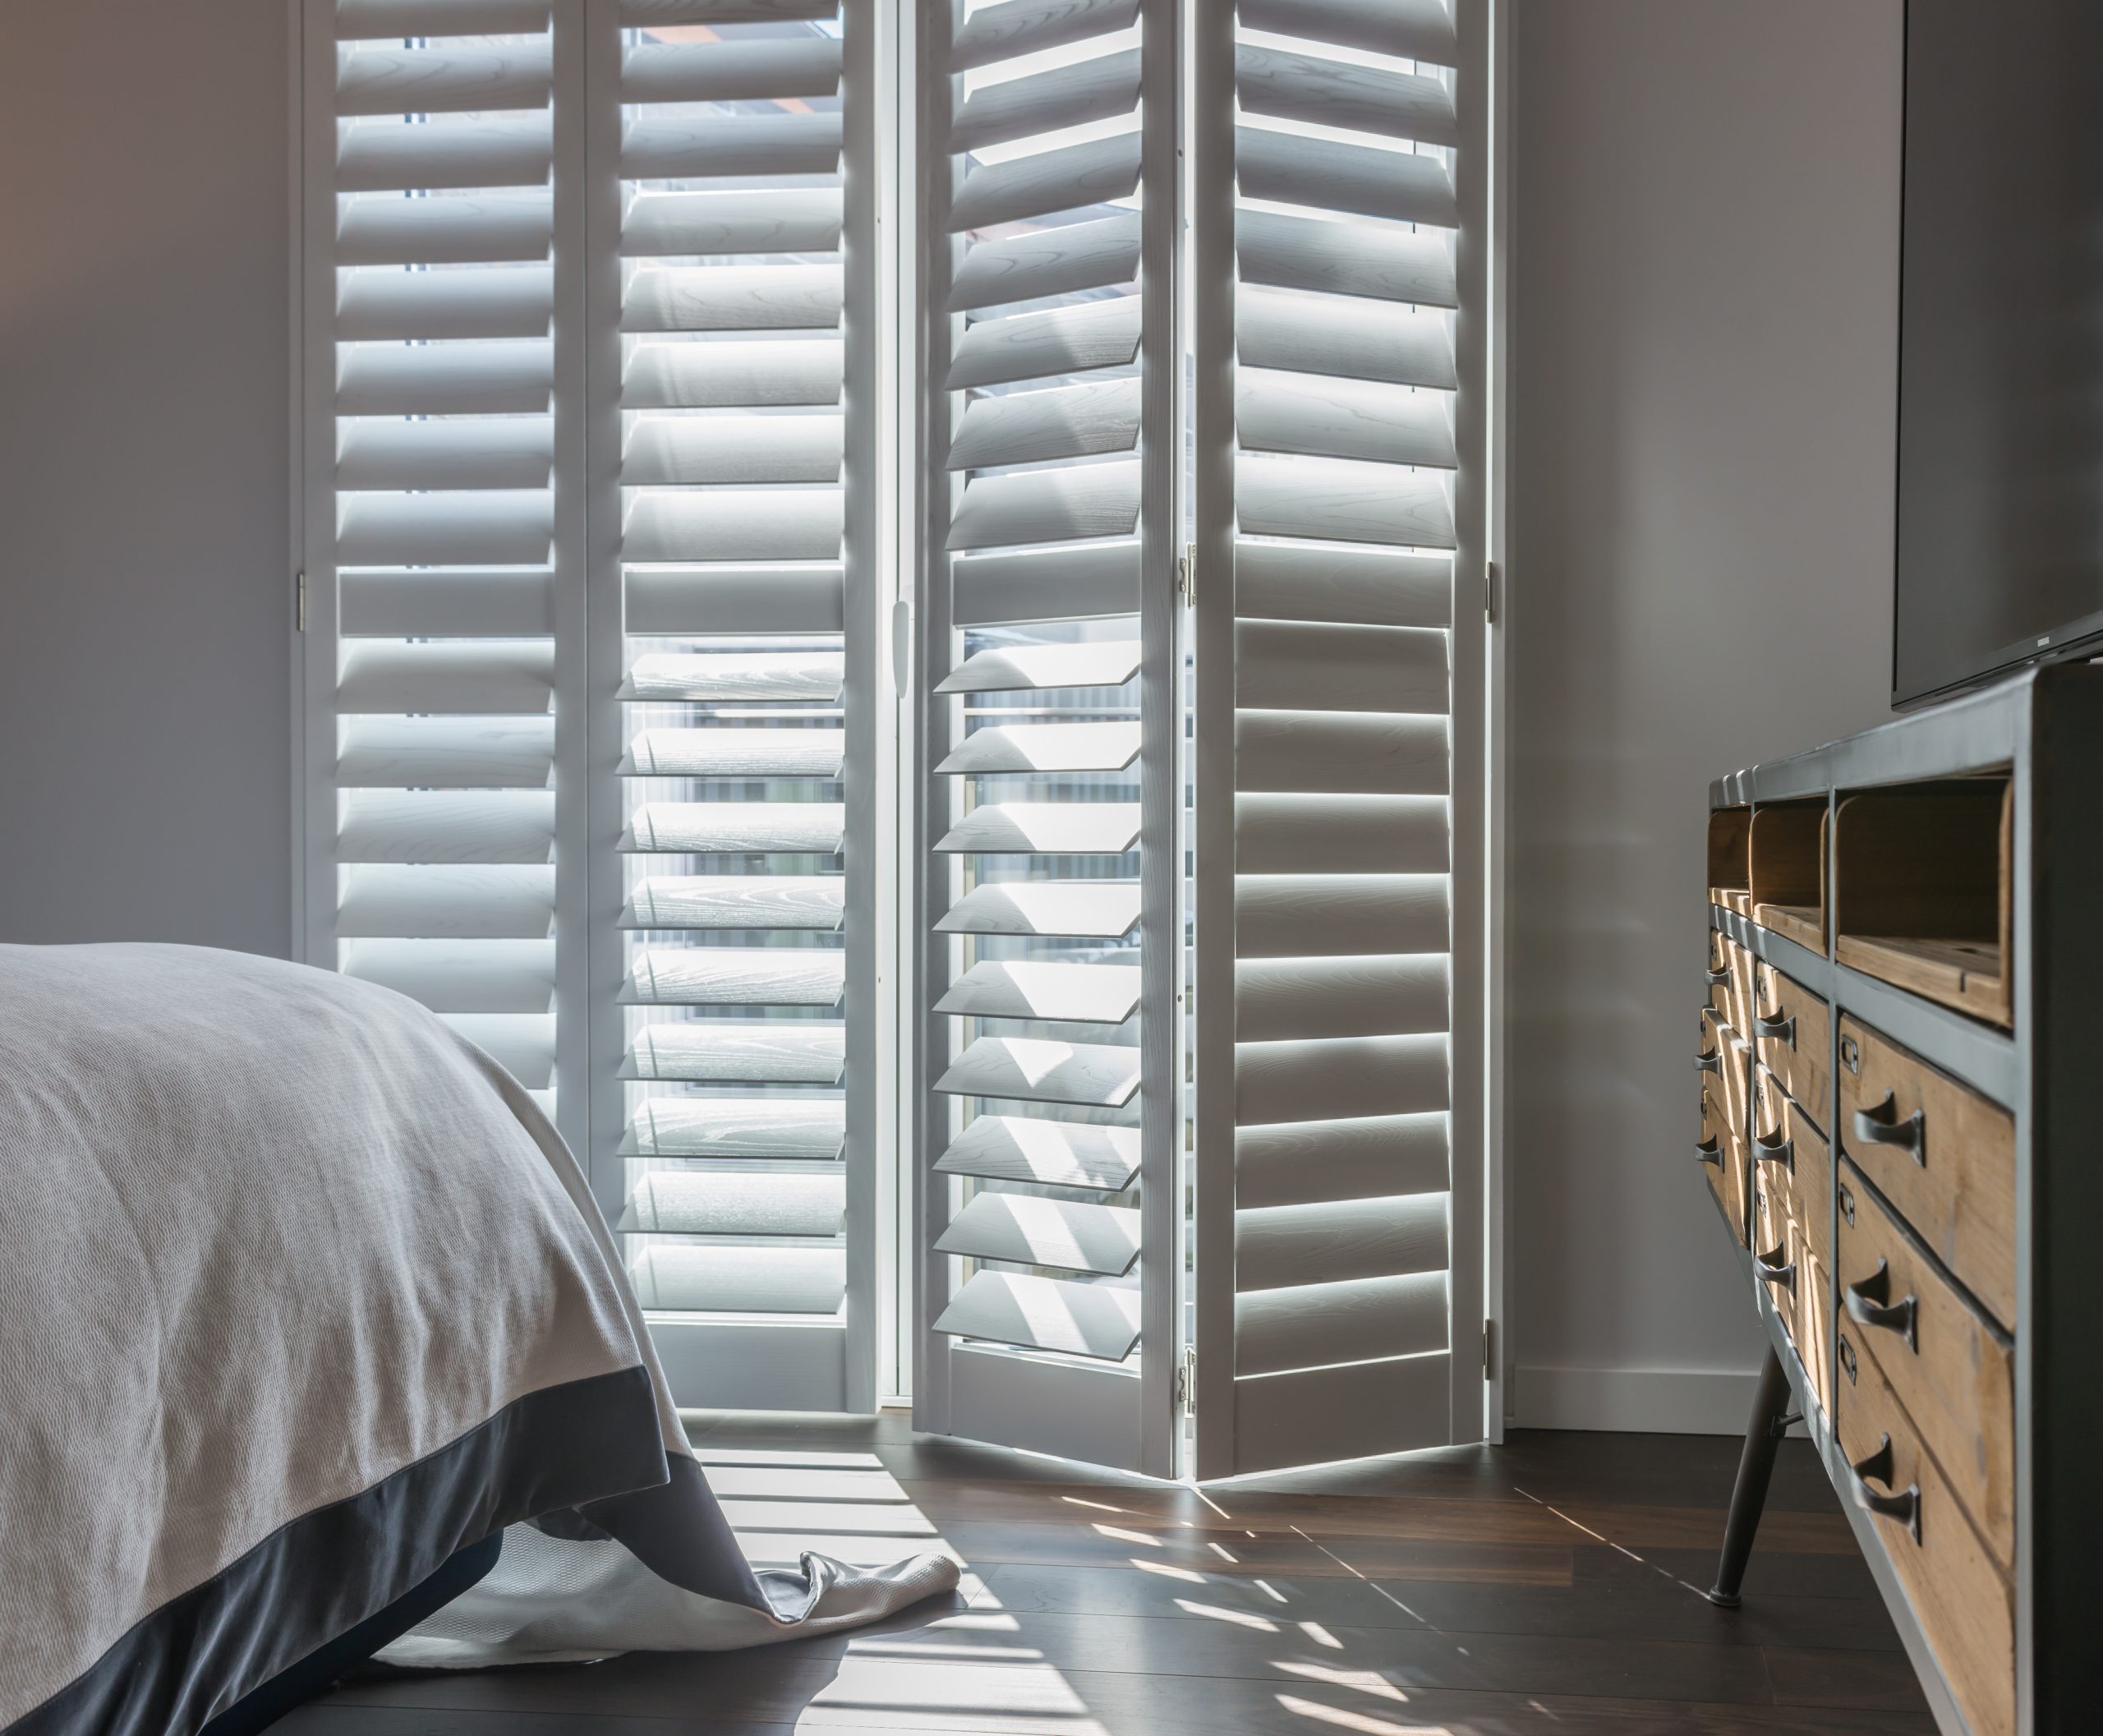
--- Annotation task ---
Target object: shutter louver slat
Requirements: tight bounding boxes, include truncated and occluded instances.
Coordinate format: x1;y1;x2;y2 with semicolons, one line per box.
336;267;555;342
1236;952;1451;1043
1236;454;1454;547
947;380;1143;472
1238;0;1458;64
951;0;1140;71
621;39;842;104
337;641;553;714
1235;1112;1452;1211
336;717;555;789
936;1036;1142;1111
623;416;844;486
936;721;1141;775
946;461;1144;550
631;1246;844;1315
439;1012;556;1086
1237;286;1454;390
1236;373;1457;471
933;960;1142;1025
624;265;843;332
948;299;1144;390
621;113;842;181
337;117;554;192
1234;46;1457;147
950;544;1144;625
934;1115;1141;1190
935;1194;1141;1277
936;882;1141;939
623;1171;846;1237
335;45;553;117
1231;540;1452;628
1236;874;1451;958
341;938;556;1014
623;803;844;854
935;803;1143;854
337;863;555;938
620;877;844;931
1234;619;1450;714
337;195;553;266
932;1272;1140;1362
619;0;840;24
936;639;1142;693
622;189;844;256
1236;1033;1450;1127
338;417;555;491
625;1023;845;1085
624;1098;845;1161
338;790;555;863
948;134;1144;233
946;215;1142;314
1235;128;1455;228
625;569;844;637
1239;208;1456;309
623;490;844;562
336;0;553;37
624;947;846;1009
336;339;553;416
1236;792;1450;874
950;50;1143;154
624;725;844;778
1236;1270;1448;1378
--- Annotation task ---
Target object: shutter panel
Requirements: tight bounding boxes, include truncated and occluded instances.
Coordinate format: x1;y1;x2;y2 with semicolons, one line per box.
300;0;581;1140
1191;0;1488;1476
913;0;1179;1477
582;0;879;1411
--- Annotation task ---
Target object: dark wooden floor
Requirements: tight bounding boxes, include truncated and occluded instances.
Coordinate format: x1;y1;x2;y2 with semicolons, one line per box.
284;1412;1934;1735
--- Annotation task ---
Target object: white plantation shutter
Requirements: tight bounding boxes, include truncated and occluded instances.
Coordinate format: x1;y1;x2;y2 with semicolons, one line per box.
301;0;584;1142
582;0;881;1411
297;0;1495;1464
909;0;1180;1477
1190;0;1488;1476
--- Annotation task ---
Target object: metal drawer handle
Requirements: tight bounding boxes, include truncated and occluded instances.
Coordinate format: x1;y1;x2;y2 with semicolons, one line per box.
1696;1135;1723;1169
1851;1091;1925;1163
1753;1010;1797;1048
1843;1259;1918;1352
1696;1050;1723;1075
1846;1434;1921;1543
1756;1245;1796;1292
1753;1128;1794;1172
1705;965;1731;987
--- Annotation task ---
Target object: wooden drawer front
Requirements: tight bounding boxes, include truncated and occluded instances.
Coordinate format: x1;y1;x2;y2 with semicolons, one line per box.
1756;1075;1834;1416
1836;1167;2014;1570
1700;1080;1748;1246
1752;1168;1795;1344
1836;1016;2015;1329
1705;932;1755;1036
1836;1326;2015;1736
1753;962;1829;1130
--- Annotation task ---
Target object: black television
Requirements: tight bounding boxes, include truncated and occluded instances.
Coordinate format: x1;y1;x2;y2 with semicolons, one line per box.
1893;0;2103;706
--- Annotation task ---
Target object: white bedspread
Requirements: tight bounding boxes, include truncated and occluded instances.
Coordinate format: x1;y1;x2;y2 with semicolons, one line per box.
0;944;952;1734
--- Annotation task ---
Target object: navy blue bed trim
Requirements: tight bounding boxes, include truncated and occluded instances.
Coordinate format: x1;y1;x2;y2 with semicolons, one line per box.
8;1365;670;1736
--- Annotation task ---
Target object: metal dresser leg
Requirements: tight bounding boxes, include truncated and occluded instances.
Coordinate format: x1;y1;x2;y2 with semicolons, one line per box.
1707;1345;1797;1609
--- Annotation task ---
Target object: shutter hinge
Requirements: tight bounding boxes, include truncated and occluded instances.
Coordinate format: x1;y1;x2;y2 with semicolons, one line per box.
1176;543;1194;609
1484;559;1501;626
1483;1318;1496;1380
296;569;307;633
1176;1343;1198;1412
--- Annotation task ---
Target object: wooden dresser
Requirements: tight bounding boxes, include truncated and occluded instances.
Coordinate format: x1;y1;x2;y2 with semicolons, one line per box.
1698;665;2103;1736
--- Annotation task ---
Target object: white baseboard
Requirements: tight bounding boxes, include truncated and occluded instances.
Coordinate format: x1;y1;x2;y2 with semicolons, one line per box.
1511;1363;1765;1434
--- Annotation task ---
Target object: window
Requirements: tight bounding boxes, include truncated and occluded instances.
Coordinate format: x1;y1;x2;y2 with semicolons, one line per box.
297;0;1492;1480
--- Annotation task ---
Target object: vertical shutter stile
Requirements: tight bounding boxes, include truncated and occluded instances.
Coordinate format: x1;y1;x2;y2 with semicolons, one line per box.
1193;0;1486;1477
913;0;1179;1476
583;0;877;1409
305;0;582;1147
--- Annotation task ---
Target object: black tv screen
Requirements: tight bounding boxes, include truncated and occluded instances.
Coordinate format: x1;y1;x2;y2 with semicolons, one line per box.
1894;0;2103;705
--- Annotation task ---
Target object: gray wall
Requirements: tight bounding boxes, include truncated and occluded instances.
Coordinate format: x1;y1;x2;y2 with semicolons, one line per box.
1505;0;1905;1430
0;1;293;954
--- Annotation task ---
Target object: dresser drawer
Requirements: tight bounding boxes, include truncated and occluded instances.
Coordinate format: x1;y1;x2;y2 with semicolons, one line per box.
1836;1166;2014;1570
1836;1323;2015;1736
1705;932;1756;1038
1700;1080;1748;1246
1751;1167;1795;1344
1756;1072;1833;1416
1836;1017;2015;1328
1753;962;1829;1131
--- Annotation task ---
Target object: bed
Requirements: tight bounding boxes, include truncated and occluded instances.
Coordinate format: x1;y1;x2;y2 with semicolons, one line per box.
0;943;953;1736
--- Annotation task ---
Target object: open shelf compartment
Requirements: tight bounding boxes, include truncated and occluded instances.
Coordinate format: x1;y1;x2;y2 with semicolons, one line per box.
1832;773;2013;1028
1707;807;1751;915
1749;799;1827;954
